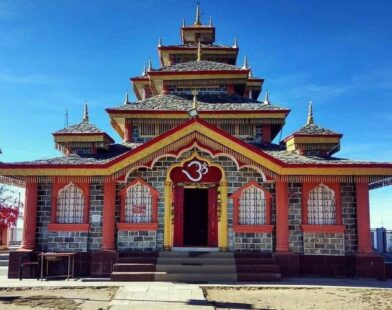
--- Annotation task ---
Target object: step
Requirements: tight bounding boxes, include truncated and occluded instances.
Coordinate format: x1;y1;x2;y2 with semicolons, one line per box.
237;272;282;282
0;254;9;261
236;264;280;273
0;261;8;267
171;247;219;252
116;257;158;264
113;263;156;272
158;251;234;258
0;267;7;276
156;264;236;274
111;271;160;281
235;257;275;264
157;257;235;265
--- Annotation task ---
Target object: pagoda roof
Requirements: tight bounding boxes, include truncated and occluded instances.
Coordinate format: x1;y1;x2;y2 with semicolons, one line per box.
153;60;245;73
107;94;289;112
55;121;103;134
1;118;392;180
291;123;342;137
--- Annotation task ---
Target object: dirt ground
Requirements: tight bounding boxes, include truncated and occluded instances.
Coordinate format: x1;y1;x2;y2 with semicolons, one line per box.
203;286;392;310
0;286;118;310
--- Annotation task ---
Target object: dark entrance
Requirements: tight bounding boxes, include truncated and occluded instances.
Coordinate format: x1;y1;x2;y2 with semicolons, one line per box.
183;188;208;246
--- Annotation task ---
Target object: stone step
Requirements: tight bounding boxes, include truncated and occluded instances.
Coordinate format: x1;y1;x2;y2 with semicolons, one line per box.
0;267;7;276
117;257;158;264
0;261;8;267
111;271;237;283
236;264;280;273
237;272;282;282
158;251;234;258
157;257;236;265
0;254;9;261
113;263;156;272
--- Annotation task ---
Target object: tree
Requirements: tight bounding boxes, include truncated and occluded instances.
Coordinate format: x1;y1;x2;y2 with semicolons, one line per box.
0;185;22;228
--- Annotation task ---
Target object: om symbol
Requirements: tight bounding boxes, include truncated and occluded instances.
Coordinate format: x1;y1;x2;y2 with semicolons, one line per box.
182;160;209;182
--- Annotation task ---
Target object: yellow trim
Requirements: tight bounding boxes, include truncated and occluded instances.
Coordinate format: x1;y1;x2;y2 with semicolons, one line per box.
286;136;341;144
149;73;248;81
164;152;228;250
54;135;105;143
109;113;288;119
2;121;392;177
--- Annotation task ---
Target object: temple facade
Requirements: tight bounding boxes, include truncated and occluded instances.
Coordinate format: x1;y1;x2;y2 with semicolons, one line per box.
2;6;392;279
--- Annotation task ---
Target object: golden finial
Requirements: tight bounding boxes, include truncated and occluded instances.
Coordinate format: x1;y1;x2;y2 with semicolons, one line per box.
242;56;249;69
194;2;201;26
148;58;153;71
158;38;162;47
209;16;213;27
307;101;314;125
82;102;89;123
197;41;202;61
263;90;270;105
124;92;129;105
233;38;238;48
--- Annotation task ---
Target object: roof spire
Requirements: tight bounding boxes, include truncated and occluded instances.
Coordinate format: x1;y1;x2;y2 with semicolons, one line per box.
194;2;201;26
242;56;249;69
158;38;162;47
209;16;213;27
148;58;153;71
263;90;270;105
124;92;129;105
82;102;89;123
233;38;238;48
142;65;147;76
192;90;198;110
182;18;186;27
197;41;202;61
306;100;314;125
248;69;253;78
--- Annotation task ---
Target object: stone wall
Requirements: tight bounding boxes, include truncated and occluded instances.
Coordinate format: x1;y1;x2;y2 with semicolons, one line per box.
288;183;303;253
118;231;156;251
303;232;345;255
234;232;272;252
88;183;104;251
36;183;52;250
341;183;357;254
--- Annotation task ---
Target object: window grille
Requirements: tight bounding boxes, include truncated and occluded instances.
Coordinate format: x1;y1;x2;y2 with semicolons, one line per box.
220;123;236;135
139;123;156;136
57;183;84;224
125;184;152;223
238;124;254;136
307;184;336;225
239;186;266;225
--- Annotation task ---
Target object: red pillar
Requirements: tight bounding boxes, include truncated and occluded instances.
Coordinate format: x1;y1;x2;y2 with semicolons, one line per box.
123;120;132;143
275;181;290;252
102;181;116;251
262;125;271;143
21;182;38;250
356;182;373;254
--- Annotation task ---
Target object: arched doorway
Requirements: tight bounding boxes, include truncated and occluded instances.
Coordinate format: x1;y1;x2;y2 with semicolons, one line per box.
163;153;228;250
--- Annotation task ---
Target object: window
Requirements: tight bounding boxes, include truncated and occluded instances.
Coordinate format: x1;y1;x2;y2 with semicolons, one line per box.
301;183;344;233
307;184;336;225
48;181;90;232
231;181;273;233
57;183;85;224
239;186;266;225
118;178;159;231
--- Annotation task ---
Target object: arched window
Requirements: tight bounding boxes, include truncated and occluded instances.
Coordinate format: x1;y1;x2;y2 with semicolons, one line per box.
307;184;336;225
57;183;85;224
239;186;266;225
118;178;159;231
231;181;273;233
125;183;152;223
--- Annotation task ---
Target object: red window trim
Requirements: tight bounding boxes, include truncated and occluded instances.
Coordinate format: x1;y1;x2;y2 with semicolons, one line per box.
302;182;342;228
230;180;273;233
50;180;90;232
118;178;159;230
47;223;90;232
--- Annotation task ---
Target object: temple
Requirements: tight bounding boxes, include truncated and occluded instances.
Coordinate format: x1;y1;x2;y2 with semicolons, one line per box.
2;5;392;281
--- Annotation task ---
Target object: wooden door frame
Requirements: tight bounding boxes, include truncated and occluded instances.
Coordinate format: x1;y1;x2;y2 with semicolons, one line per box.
164;153;228;250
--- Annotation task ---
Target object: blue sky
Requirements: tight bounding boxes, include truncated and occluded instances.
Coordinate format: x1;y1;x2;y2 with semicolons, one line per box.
0;0;391;228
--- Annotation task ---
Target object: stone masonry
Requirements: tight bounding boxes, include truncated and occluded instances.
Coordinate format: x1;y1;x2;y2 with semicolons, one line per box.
288;183;303;253
303;232;345;255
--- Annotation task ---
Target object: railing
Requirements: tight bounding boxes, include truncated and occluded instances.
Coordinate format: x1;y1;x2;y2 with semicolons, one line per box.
9;227;22;246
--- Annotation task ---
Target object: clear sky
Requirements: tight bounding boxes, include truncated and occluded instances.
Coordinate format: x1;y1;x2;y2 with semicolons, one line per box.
0;0;391;228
